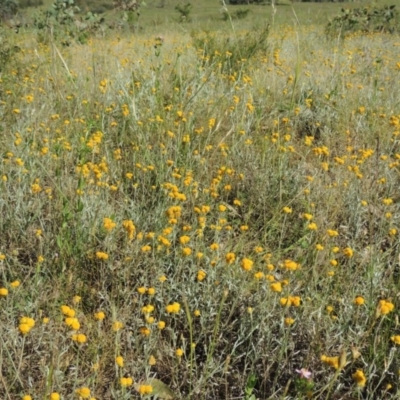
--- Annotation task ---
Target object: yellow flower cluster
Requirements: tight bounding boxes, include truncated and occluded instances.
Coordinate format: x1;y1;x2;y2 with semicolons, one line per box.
377;300;395;316
166;302;181;313
321;355;339;370
19;317;35;335
280;296;301;307
352;369;367;387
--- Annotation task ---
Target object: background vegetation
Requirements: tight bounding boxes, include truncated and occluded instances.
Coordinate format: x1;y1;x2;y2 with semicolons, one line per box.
1;0;400;399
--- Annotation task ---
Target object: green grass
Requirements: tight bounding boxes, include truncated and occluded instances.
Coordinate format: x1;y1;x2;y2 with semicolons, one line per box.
1;2;400;399
21;0;400;30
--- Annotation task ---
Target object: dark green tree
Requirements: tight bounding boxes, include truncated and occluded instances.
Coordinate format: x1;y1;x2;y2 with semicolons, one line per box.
0;0;18;21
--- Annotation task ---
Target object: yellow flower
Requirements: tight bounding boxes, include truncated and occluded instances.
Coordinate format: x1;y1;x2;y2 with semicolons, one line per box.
182;247;192;256
94;311;105;321
31;183;42;194
76;387;91;398
10;280;20;288
241;258;253;271
327;229;339;237
0;287;8;296
307;222;318;231
280;297;289;307
72;333;87;343
157;321;166;330
140;326;151;336
120;377;133;387
352;369;367;387
65;317;80;330
280;296;300;307
122;220;136;240
19;323;31;335
179;235;190;244
166;302;181;313
391;335;400;345
284;317;295;326
141;245;152;253
282;206;292;214
270;282;282;292
115;356;124;367
141;304;155;314
283;259;300;271
138;384;153;394
377;300;394;316
389;228;397;236
148;355;156;365
321;355;339;370
176;348;184;357
137;286;146;294
112;321;124;331
147;287;155;295
22;396;32;400
103;217;116;232
61;305;75;317
354;296;365;306
72;295;81;305
343;247;354;258
197;270;207;281
194;309;201;317
20;316;35;328
254;271;264;280
383;198;393;205
50;393;60;400
95;251;109;260
210;243;219;250
290;296;301;307
225;252;236;264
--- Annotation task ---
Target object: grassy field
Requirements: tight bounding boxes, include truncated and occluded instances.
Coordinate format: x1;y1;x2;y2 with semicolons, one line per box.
18;0;400;30
1;1;400;399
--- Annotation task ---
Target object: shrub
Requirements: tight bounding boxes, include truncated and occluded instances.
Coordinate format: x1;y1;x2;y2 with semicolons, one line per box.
0;32;21;71
228;0;265;5
222;8;251;21
175;3;192;23
18;0;44;8
33;0;106;45
0;0;18;20
191;24;269;73
75;0;114;14
326;4;400;37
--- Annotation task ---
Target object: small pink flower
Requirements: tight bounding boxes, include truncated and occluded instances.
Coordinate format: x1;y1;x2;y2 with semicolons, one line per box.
296;368;312;380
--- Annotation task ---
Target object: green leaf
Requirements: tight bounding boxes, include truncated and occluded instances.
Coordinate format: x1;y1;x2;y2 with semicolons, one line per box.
56;235;63;249
146;378;175;399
